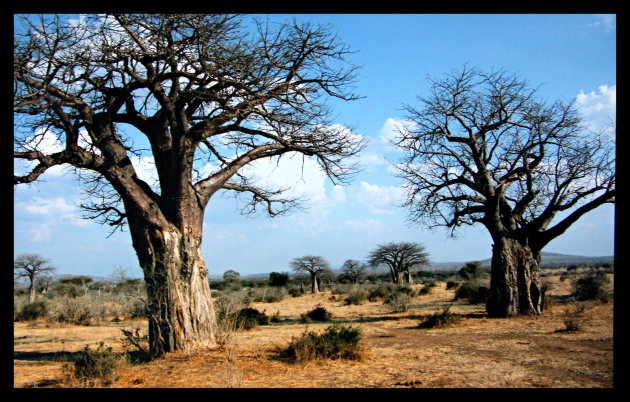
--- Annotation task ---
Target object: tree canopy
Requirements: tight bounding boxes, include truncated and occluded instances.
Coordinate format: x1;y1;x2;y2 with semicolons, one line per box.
367;242;430;285
14;14;366;231
393;66;615;251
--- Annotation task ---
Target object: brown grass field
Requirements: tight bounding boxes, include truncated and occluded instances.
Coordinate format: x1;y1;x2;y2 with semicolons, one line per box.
13;272;614;388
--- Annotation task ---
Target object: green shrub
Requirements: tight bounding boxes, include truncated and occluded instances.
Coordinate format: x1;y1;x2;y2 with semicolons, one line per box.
235;307;269;330
418;284;434;295
572;271;610;302
53;283;81;298
268;272;289;287
283;325;364;363
344;290;368;305
453;280;489;304
300;306;333;322
288;286;305;298
16;300;48;321
418;305;459;329
73;342;125;386
445;280;460;289
367;283;396;302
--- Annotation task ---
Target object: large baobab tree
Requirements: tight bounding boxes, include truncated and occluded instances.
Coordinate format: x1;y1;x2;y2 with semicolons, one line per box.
290;255;332;293
394;66;615;317
14;253;56;304
14;14;365;356
367;242;430;286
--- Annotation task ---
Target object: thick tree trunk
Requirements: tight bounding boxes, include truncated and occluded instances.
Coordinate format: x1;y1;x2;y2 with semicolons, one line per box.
486;238;542;318
28;280;35;304
311;273;320;293
131;223;217;357
406;271;414;285
395;271;405;286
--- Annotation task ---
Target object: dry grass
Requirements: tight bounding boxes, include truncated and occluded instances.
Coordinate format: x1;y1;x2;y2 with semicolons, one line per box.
13;273;614;388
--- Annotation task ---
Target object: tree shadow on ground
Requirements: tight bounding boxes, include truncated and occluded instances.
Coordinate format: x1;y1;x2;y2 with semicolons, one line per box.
14;350;80;362
14;348;152;364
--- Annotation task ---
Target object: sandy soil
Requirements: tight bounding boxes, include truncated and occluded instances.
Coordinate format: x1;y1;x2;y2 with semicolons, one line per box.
13;273;614;388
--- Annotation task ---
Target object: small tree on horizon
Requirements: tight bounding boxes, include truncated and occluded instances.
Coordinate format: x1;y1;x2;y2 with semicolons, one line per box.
223;270;240;283
340;259;367;284
290;255;332;293
268;272;290;287
367;242;430;286
14;253;56;304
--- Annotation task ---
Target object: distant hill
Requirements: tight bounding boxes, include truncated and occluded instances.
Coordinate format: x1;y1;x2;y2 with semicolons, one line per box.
424;252;614;272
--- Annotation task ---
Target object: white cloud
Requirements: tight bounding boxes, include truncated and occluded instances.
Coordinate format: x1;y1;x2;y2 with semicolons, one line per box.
22;197;75;216
130;155;160;188
17;196;90;242
330;185;346;203
575;85;616;133
25;222;53;242
379;118;417;145
588;14;616;33
245;152;328;206
357;153;389;170
355;181;405;215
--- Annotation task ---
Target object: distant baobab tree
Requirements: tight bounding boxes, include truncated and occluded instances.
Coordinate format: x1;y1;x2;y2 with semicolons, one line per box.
394;66;615;317
14;14;365;356
290;255;332;293
367;242;430;286
340;259;367;284
14;253;56;304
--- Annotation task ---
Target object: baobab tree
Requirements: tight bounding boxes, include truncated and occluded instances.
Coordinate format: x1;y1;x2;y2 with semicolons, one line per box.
14;14;365;356
290;255;332;293
14;253;56;304
340;259;367;284
367;242;430;286
394;66;615;317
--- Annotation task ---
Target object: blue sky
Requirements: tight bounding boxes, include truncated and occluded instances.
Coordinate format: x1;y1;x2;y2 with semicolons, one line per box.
13;14;616;278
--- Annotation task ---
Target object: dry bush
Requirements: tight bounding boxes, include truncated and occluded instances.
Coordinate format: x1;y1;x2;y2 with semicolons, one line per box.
418;305;460;329
246;287;287;303
344;290;369;305
300;306;333;322
46;296;102;325
214;293;249;347
62;342;126;387
561;301;595;332
15;300;48;321
384;293;411;313
217;344;243;388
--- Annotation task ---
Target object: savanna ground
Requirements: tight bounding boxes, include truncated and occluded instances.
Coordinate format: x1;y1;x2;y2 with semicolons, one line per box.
13;272;614;388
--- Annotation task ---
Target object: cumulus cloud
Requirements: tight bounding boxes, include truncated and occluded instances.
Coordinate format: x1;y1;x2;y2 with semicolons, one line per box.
244;152;329;206
379;118;417;145
575;85;616;134
17;196;90;242
330;185;346;203
355;181;405;215
22;197;75;215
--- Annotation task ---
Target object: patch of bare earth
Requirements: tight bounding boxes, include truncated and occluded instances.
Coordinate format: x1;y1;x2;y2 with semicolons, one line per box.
14;274;614;388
